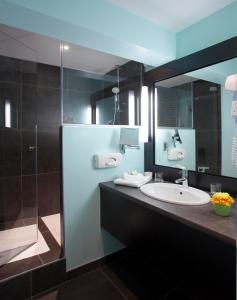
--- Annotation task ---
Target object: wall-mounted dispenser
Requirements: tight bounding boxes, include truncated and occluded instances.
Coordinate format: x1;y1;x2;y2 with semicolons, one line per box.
167;148;186;161
119;127;140;154
94;153;122;169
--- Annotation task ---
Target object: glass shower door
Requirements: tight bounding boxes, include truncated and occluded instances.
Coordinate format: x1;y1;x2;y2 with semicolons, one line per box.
0;28;38;265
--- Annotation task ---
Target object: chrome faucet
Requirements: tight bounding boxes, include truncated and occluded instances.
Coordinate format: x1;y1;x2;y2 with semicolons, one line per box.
175;169;188;187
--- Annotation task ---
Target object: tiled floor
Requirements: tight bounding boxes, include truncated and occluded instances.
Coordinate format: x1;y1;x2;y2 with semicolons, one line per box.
34;252;200;300
34;269;124;300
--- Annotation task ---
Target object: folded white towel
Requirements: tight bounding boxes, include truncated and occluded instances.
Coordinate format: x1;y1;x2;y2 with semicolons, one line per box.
114;174;151;188
123;172;144;181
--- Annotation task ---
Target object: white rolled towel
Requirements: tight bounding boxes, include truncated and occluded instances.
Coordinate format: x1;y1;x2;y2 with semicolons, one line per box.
114;173;152;188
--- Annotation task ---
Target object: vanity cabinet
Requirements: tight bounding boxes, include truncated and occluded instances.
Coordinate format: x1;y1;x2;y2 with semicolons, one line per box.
100;181;236;300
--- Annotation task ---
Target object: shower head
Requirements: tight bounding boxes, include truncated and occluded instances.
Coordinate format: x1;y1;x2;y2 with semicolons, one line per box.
112;87;120;94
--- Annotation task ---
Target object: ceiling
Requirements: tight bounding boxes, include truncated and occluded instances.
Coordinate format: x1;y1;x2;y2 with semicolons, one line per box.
0;23;128;74
108;0;235;31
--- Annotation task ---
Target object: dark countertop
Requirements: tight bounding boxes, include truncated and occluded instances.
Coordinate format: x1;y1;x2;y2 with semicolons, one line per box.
100;181;237;246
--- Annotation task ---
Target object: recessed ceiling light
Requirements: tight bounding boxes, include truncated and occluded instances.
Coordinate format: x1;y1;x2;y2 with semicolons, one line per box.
63;45;69;51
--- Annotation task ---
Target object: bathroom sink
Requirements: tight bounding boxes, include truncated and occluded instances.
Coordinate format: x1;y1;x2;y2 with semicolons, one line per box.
140;182;210;205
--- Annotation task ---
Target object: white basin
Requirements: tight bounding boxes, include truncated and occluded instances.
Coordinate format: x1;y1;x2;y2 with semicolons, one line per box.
140;182;210;205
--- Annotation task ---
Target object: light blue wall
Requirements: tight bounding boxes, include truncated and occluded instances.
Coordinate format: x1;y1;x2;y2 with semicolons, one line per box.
155;129;196;171
176;1;237;58
0;0;176;66
1;0;236;65
63;125;144;270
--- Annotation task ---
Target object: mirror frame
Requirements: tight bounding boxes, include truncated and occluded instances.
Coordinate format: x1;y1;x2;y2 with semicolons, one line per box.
143;36;237;180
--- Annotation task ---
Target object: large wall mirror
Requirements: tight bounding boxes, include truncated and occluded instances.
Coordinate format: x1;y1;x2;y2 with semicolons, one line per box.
154;56;237;178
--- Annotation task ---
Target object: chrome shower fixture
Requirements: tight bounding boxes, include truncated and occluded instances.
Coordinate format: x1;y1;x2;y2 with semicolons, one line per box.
112;65;121;125
112;87;120;94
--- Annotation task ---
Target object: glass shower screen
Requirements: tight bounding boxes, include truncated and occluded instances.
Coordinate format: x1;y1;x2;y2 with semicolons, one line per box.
0;28;38;265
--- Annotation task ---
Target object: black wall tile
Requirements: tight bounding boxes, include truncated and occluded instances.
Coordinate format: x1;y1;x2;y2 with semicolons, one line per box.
37;130;60;173
0;56;21;83
0;128;21;177
22;175;37;219
0;178;4;222
0;129;4;177
0;268;31;300
38;172;60;216
37;87;61;130
22;60;38;86
37;64;60;89
144;142;154;172
117;61;142;78
0;54;62;237
4;176;22;221
21;85;37;130
32;258;66;295
0;176;22;223
22;129;36;175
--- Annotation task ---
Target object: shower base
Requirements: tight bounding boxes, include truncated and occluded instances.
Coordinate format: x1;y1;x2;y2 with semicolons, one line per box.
0;214;62;281
0;225;49;265
42;213;61;246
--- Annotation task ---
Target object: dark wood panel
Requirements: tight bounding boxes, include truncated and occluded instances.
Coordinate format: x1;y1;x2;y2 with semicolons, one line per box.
100;184;236;300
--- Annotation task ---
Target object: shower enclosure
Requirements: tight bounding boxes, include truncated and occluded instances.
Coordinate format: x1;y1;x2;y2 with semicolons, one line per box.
0;29;38;265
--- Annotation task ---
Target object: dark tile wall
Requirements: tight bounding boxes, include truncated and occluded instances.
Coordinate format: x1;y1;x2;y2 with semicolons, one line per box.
0;270;31;300
38;173;61;216
93;61;142;126
0;258;66;300
32;258;66;295
63;61;143;125
0;55;61;222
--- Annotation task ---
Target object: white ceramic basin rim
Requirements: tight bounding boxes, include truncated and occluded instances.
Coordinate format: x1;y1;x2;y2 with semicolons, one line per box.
140;183;210;205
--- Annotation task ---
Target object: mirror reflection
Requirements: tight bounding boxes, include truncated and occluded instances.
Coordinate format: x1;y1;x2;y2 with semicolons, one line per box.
62;42;150;125
154;57;237;178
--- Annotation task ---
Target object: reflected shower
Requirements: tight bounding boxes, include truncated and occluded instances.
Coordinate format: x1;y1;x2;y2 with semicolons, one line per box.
112;66;120;125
